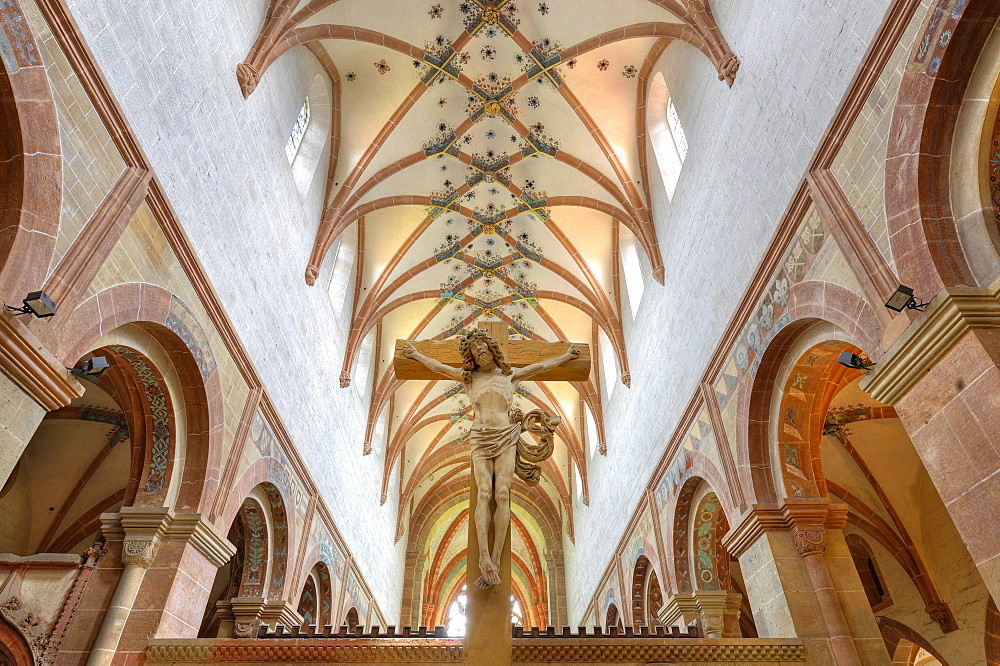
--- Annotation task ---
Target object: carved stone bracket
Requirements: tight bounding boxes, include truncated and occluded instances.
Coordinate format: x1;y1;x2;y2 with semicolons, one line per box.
102;507;235;569
722;498;847;560
230;597;266;639
789;525;826;557
121;538;159;568
925;602;959;633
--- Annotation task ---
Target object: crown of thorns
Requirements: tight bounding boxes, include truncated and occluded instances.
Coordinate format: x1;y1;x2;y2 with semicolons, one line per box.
457;328;498;354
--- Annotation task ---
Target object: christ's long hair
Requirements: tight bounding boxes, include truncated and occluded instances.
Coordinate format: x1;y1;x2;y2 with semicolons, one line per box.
459;329;512;385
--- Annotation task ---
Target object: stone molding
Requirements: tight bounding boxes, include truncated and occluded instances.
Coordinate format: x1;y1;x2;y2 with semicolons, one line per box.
145;638;807;663
722;499;848;559
658;592;698;628
101;507;235;568
862;286;1000;404
0;311;83;410
43;167;152;312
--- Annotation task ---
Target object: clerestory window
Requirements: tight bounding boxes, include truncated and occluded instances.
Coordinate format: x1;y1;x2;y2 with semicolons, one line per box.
647;72;688;201
285;98;311;163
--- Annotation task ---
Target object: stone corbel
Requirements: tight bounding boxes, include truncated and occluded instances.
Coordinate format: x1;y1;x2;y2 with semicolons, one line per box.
119;506;172;568
230;597;266;638
690;590;743;639
862;285;1000;404
0;310;83;410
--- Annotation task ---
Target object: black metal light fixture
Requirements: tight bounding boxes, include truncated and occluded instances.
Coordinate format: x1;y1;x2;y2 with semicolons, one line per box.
837;351;875;372
4;291;57;318
884;285;928;312
69;356;110;379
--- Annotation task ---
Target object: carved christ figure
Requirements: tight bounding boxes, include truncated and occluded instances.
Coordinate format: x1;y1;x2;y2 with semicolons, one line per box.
403;329;580;588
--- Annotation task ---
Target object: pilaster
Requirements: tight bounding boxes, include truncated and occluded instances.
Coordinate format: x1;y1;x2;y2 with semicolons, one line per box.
862;284;1000;603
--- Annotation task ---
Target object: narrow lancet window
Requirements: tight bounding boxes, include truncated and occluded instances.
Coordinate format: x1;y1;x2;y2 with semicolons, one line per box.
285;98;311;163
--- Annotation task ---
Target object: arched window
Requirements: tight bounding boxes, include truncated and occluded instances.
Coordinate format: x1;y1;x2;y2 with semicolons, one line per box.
647;72;688;201
285;99;311;163
445;586;523;636
846;534;891;610
620;226;647;318
287;74;333;200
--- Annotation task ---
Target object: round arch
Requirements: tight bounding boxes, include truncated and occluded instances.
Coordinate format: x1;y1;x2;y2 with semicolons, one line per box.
883;0;1000;294
740;313;875;504
53;283;224;513
0;1;61;305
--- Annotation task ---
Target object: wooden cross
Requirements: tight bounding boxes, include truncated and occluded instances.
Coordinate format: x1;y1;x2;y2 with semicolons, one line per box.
392;320;591;665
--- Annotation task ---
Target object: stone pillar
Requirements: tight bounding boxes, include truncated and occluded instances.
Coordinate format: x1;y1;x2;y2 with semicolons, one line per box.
723;499;888;665
863;286;1000;603
88;507;235;662
546;549;567;628
784;505;863;666
212;599;236;638
86;510;166;665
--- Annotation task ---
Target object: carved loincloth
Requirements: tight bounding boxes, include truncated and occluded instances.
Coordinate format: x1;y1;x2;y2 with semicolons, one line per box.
470;409;560;485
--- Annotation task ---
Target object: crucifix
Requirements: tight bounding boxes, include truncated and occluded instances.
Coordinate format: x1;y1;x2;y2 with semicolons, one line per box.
394;319;590;665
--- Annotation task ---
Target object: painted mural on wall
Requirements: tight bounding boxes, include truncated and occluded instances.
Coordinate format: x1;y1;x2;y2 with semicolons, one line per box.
0;0;38;71
653;408;723;513
249;410;307;521
165;296;218;381
710;205;830;456
912;0;967;75
692;492;729;591
107;345;173;495
345;569;370;625
619;505;658;586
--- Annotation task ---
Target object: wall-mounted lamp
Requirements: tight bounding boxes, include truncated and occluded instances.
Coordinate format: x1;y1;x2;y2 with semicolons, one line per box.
4;291;57;318
884;285;928;312
69;356;109;379
837;351;875;372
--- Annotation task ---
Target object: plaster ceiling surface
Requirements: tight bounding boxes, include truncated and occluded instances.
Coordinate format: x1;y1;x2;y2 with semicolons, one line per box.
239;0;739;565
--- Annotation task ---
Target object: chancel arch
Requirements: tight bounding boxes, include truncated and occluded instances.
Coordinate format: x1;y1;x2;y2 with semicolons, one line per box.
52;285;225;513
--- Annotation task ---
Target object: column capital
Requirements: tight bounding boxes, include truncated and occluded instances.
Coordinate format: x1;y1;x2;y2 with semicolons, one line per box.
100;507;235;568
0;310;83;411
722;499;847;558
862;285;1000;404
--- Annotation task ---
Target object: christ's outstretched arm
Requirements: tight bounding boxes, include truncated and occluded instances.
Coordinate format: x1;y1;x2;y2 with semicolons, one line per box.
402;344;464;382
511;346;581;382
